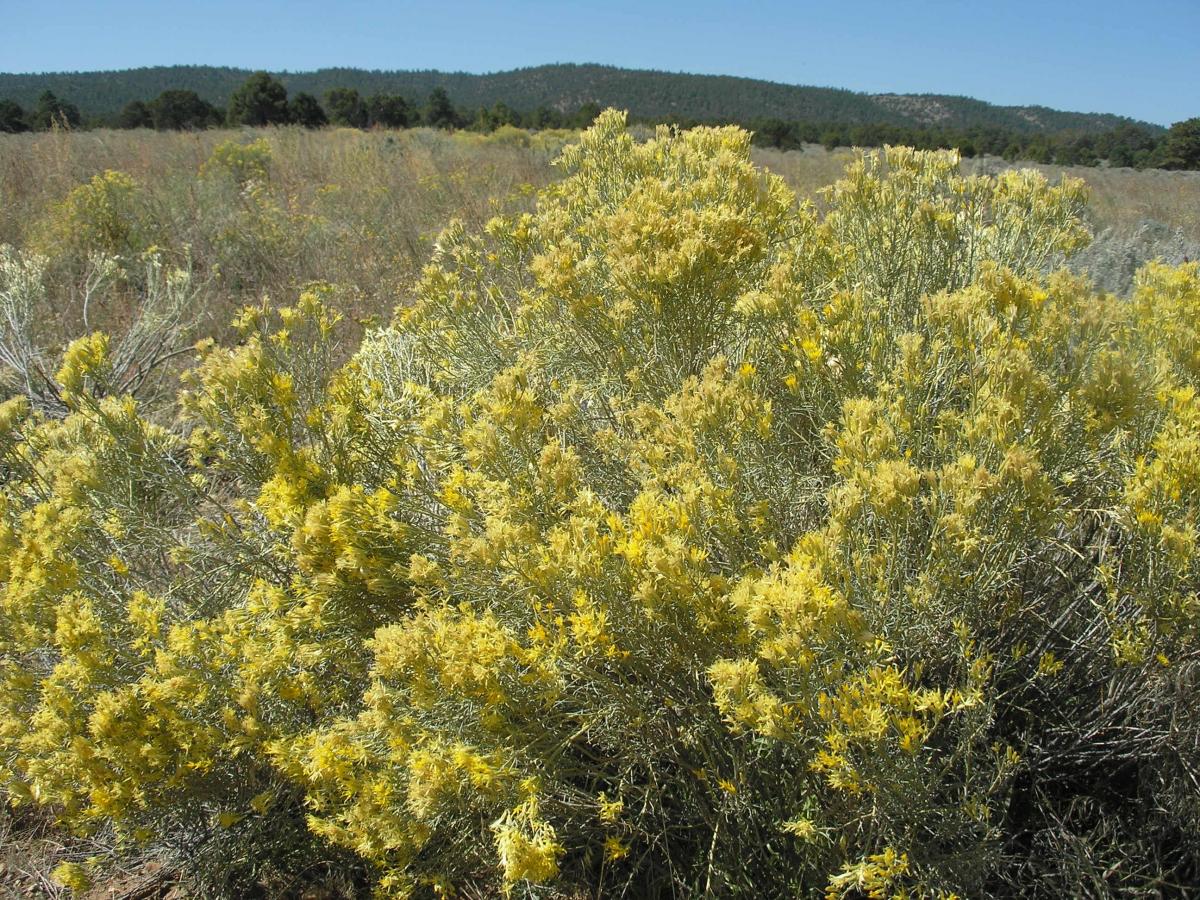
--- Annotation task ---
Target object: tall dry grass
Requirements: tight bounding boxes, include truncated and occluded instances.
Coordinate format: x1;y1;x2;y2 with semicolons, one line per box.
1;127;1197;347
753;144;1200;240
0;127;568;343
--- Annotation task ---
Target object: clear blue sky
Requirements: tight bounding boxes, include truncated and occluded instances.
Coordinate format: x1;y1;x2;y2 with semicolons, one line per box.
4;0;1196;126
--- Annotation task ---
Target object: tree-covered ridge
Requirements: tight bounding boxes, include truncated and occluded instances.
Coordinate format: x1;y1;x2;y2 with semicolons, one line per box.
2;67;1194;171
0;63;1158;133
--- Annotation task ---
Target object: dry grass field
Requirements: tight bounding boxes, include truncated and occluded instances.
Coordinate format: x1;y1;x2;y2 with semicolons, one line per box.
2;127;1196;342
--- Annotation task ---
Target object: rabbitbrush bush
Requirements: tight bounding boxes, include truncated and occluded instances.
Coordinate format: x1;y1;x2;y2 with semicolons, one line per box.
2;110;1200;898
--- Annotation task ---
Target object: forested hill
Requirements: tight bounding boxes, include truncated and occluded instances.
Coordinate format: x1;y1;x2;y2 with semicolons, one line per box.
0;63;1155;133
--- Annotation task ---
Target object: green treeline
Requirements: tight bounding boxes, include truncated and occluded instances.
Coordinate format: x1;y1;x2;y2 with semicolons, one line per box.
0;76;609;135
2;71;1197;170
0;63;1152;132
745;117;1199;169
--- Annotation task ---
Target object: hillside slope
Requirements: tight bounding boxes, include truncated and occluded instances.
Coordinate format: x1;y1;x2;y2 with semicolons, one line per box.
0;63;1156;133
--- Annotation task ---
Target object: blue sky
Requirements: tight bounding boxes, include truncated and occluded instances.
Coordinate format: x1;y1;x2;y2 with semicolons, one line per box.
4;0;1196;125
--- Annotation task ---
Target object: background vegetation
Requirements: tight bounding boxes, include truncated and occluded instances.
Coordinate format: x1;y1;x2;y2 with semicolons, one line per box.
2;66;1198;171
1;123;1196;350
0;64;1150;130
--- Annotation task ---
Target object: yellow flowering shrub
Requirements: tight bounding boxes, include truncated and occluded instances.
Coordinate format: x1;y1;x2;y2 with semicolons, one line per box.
2;110;1199;897
32;170;155;261
200;139;274;188
197;138;319;291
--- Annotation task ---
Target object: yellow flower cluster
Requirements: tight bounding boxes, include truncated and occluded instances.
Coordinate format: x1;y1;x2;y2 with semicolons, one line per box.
2;110;1197;896
32;169;152;260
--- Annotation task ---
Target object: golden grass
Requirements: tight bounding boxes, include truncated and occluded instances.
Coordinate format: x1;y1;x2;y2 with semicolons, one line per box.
0;127;566;337
754;145;1200;241
1;127;1196;341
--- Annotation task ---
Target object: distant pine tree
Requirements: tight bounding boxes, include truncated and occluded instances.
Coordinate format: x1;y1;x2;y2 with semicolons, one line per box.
1159;118;1200;170
325;88;367;128
289;92;328;128
367;93;413;128
425;87;459;129
117;100;153;129
0;99;28;133
228;72;289;126
32;90;80;129
150;90;222;130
